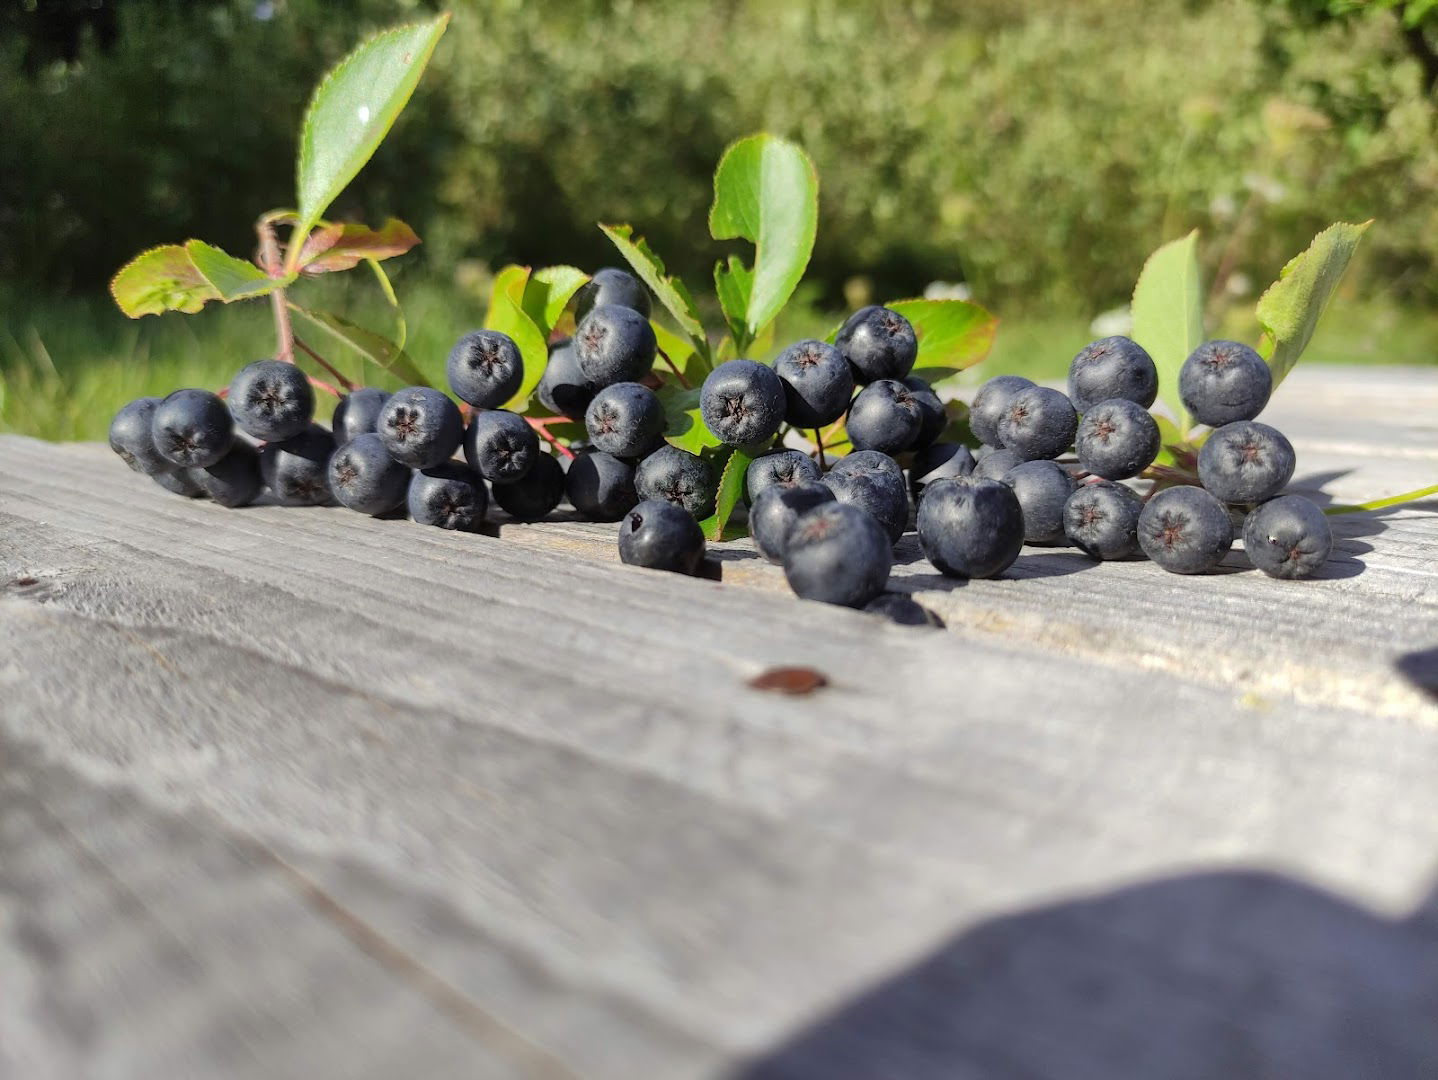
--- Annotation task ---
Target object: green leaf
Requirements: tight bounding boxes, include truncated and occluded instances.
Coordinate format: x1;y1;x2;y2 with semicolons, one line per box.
1131;230;1203;432
484;265;551;410
298;218;420;274
657;383;723;454
110;244;220;317
713;255;753;349
1256;221;1371;388
523;265;589;336
697;447;752;542
708;133;818;339
295;14;450;237
185;240;289;301
289;304;429;386
599;223;710;368
887;298;999;384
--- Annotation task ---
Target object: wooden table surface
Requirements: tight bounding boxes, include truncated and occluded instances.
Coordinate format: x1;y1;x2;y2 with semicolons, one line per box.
1;365;1436;1079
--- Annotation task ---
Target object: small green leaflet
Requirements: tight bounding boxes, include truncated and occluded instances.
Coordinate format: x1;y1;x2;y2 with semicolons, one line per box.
887;298;998;384
289;304;429;386
1257;221;1371;388
186;240;289;301
295;14;449;238
110;245;220;317
599;224;711;369
1131;231;1203;434
657;384;722;454
698;447;752;542
483;265;551;410
522;266;589;336
709;134;818;342
713;254;754;349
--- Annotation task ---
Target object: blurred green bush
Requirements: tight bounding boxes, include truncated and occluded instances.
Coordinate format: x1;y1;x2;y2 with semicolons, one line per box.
4;0;1437;313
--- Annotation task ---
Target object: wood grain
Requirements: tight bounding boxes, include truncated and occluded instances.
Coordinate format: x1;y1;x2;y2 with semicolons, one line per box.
0;365;1435;1078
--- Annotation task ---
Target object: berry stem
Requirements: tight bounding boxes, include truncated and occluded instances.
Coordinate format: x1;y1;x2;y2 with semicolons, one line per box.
305;376;344;400
293;335;357;392
1324;483;1438;515
526;416;576;460
813;427;827;470
656;346;691;389
257;219;295;365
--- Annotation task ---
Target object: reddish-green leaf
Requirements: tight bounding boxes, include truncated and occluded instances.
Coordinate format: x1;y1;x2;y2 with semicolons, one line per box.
299;218;420;274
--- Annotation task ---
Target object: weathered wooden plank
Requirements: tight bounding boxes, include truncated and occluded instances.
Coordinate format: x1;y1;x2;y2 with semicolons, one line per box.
0;365;1436;1078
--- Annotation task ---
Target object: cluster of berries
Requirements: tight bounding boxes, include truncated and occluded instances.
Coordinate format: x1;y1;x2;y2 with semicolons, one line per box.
108;266;1333;626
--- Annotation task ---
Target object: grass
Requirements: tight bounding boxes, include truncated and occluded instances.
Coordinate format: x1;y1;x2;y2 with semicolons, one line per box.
3;276;1435;442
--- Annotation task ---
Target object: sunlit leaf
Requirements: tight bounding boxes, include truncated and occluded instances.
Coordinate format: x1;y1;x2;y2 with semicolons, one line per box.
110;245;220;317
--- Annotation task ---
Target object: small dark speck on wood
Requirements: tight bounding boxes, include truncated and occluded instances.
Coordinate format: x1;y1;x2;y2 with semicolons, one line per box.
749;666;828;695
12;576;36;587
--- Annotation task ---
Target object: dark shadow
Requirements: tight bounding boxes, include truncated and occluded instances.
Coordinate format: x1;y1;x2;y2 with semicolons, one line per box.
744;870;1438;1079
1285;469;1355;510
1397;649;1438;703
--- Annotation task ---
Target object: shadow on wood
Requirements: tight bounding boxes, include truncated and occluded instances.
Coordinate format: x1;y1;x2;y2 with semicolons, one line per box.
743;870;1438;1079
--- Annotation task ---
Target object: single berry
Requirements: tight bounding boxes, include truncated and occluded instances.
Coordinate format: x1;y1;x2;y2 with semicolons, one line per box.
566;450;639;521
574;304;656;388
378;386;464;470
492;452;565;522
1063;480;1143;560
997;385;1078;461
846;379;923;455
1067;337;1158;412
969;375;1034;448
332;388;391;446
746;449;822;502
1002;459;1077;545
917;476;1024;579
835;305;918;383
574;267;651;323
1075;398;1161;480
1179;340;1273;427
151;389;234;469
750;481;836;563
109;396;170;475
152;470;205;499
823;450;908;545
864;593;943;627
464;409;539;483
191;440;263;508
971;447;1024;482
585;381;665;459
773;339;854;428
700;359;786;451
910;442;976;503
228;359;314;442
447;329;523;409
782;502;893;608
536;339;594;420
408;462;488;532
258;424;335;506
618;498;705;575
1138;486;1234;574
328;432;410;516
1198;420;1296;505
634;444;716;518
903;375;946;448
1242;494;1333;579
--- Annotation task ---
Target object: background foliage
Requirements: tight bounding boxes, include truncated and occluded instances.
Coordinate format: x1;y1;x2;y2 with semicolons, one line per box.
3;0;1438;440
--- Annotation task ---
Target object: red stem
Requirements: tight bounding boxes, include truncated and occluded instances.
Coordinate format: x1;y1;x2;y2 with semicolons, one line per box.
293;335;356;391
656;346;691;389
257;219;294;364
306;376;344;400
526;416;575;459
813;428;826;470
